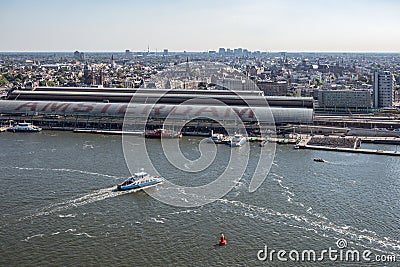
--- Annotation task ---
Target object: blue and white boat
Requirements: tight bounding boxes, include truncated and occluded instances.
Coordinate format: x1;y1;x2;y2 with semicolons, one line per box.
229;134;247;147
115;169;164;191
7;122;42;132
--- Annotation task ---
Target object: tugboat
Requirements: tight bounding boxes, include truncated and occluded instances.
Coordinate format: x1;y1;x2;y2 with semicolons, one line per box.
313;158;325;163
115;169;164;191
144;128;182;138
7;122;42;133
229;134;247;147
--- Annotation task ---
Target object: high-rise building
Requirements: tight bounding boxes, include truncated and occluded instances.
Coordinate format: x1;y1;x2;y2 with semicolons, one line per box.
110;55;116;69
374;71;395;108
73;51;85;61
125;49;132;57
218;48;226;54
163;49;169;56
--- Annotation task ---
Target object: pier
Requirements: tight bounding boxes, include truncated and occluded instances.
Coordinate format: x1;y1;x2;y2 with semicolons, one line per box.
359;136;400;145
73;129;144;135
296;135;400;156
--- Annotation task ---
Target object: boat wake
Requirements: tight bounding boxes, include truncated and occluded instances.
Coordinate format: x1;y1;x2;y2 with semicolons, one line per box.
23;229;95;242
271;173;329;220
217;198;400;256
19;186;132;221
9;166;120;180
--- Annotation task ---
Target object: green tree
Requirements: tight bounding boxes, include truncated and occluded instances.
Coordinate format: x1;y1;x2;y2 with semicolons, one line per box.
394;74;400;84
47;81;56;87
39;80;47;86
58;77;65;84
0;75;9;86
312;78;323;86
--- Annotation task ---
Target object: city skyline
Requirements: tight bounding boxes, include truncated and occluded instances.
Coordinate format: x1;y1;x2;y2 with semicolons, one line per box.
1;0;400;53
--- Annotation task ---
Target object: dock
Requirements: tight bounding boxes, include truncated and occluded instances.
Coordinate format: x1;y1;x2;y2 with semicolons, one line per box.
73;129;144;135
359;136;400;145
296;135;400;156
298;144;400;156
248;136;298;144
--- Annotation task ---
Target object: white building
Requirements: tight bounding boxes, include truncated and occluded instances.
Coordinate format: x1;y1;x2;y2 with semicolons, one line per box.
374;71;395;109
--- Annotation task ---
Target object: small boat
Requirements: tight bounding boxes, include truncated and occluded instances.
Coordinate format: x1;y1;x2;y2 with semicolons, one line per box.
7;122;42;133
229;134;247;147
144;128;182;138
210;134;224;144
209;131;228;144
259;140;268;147
313;158;325;162
115;169;164;191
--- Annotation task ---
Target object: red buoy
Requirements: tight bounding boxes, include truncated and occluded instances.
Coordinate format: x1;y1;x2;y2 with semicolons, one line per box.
219;234;227;246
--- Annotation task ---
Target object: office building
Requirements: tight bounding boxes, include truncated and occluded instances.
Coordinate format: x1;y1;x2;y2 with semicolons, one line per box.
374;71;395;108
317;90;372;111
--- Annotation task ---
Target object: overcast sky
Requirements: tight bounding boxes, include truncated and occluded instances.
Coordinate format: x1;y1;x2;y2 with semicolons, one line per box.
1;0;399;52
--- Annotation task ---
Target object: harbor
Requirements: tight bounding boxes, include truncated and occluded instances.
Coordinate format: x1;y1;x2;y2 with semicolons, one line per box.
1;130;399;266
2;116;400;157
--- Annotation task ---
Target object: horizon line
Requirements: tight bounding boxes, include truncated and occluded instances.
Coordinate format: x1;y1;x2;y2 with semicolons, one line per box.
1;50;400;54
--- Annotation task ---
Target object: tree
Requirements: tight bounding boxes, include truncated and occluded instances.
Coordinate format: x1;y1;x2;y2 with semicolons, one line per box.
394;74;400;84
39;80;47;86
312;78;323;86
47;81;56;87
0;75;9;86
57;77;65;84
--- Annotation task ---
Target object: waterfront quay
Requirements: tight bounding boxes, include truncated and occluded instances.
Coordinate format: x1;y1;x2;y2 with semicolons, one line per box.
296;135;400;156
0;115;265;136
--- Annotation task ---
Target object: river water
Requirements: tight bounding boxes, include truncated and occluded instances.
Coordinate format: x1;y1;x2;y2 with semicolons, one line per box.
0;131;399;266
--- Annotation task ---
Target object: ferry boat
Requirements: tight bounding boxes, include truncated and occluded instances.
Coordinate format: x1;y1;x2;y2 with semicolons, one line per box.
7;122;42;133
144;128;182;138
229;134;247;147
115;169;164;191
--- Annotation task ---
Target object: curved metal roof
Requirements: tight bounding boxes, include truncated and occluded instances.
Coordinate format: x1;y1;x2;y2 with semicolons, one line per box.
8;90;314;108
0;100;313;124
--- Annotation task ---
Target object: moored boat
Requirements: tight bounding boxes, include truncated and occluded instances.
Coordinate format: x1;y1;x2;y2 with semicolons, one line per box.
259;140;268;147
7;122;42;133
115;169;164;191
229;134;247;147
209;131;229;144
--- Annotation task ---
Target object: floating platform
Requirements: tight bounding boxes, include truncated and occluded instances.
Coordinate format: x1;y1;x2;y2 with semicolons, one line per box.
359;136;400;145
299;144;400;156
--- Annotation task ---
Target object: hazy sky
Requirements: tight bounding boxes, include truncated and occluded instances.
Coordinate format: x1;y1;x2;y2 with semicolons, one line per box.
1;0;399;52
